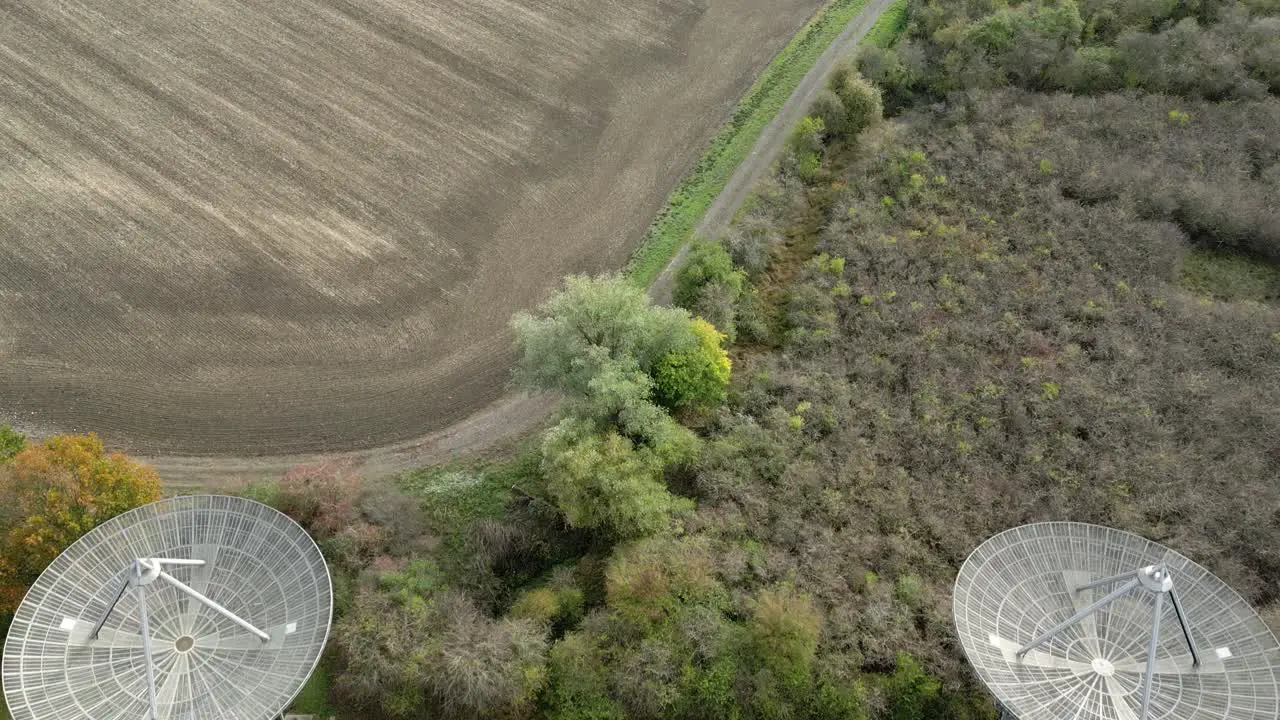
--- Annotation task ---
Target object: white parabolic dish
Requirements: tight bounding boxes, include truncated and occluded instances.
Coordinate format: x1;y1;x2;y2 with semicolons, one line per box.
953;522;1280;720
2;495;332;719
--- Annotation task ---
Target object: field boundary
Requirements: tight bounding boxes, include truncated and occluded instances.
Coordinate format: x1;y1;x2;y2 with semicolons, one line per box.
626;0;871;287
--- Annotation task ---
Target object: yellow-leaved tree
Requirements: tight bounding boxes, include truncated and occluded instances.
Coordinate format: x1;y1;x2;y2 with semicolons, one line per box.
0;433;162;617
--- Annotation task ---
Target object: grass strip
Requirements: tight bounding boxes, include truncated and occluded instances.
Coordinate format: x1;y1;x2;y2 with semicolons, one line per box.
864;0;910;48
289;656;336;715
625;0;873;287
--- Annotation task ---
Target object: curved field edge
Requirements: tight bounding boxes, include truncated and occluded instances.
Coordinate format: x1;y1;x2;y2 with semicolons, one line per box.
141;0;908;490
625;0;874;287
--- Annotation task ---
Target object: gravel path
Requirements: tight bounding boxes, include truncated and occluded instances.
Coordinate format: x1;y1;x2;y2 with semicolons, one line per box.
148;0;897;491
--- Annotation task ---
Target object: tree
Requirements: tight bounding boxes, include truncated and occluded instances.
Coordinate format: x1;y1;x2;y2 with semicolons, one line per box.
542;631;627;720
810;90;849;140
652;319;732;414
829;64;883;138
513;274;721;492
513;274;732;418
857;43;925;114
0;433;161;615
570;357;698;457
882;654;946;720
512;275;696;398
540;420;694;539
673;239;746;312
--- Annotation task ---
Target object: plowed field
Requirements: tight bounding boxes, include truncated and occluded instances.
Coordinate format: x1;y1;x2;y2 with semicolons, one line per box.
0;0;821;454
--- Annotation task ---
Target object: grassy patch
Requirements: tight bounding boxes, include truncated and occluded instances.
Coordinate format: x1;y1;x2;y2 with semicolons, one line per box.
1181;248;1280;302
864;0;910;48
400;464;511;528
400;446;541;529
626;0;873;287
290;655;336;716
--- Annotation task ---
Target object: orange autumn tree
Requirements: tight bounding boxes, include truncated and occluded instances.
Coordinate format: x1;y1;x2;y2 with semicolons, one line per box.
0;433;161;615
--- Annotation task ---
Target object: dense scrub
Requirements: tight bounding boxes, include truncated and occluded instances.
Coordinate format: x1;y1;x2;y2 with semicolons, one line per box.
694;88;1280;686
859;0;1280;109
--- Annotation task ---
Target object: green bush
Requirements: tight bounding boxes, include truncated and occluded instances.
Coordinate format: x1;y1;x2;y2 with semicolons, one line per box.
510;582;587;631
810;90;849;139
829;65;883;138
674;239;746;312
674;657;741;720
893;573;926;610
541;420;694;539
653;319;732;414
745;586;821;686
882;654;946;720
789;115;828;157
543;632;627;720
857;44;924;113
787;116;829;181
605;536;724;632
675;238;747;342
0;425;24;463
811;675;871;720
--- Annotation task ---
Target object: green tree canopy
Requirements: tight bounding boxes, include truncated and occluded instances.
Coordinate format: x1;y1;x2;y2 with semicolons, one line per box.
540;419;694;539
570;356;699;457
673;238;746;312
652;319;732;414
513;274;730;419
512;275;696;397
829;64;884;138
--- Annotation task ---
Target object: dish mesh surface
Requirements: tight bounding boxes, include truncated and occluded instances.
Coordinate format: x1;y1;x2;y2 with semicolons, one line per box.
2;495;331;719
954;522;1280;720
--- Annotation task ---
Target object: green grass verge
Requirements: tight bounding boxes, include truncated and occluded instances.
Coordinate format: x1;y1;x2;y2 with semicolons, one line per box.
399;449;539;528
864;0;910;48
290;656;336;716
625;0;872;288
1181;248;1280;302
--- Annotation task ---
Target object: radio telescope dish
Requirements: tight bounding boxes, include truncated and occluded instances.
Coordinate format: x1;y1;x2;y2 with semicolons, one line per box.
3;495;332;720
953;522;1280;720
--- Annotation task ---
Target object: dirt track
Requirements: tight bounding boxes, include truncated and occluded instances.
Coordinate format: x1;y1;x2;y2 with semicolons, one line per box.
0;0;825;459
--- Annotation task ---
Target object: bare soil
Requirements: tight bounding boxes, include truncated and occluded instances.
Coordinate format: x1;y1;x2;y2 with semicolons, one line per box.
0;0;823;456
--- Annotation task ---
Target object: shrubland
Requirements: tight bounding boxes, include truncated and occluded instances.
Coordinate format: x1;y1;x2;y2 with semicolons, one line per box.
859;0;1280;109
7;0;1280;716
